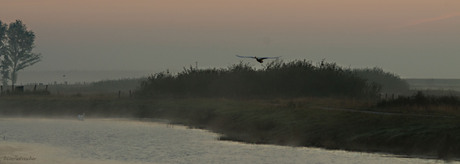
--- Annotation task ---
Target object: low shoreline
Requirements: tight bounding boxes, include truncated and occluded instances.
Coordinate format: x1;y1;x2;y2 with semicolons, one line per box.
2;118;451;164
1;96;459;160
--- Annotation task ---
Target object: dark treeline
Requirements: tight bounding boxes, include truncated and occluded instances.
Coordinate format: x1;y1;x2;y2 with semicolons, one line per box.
138;60;386;98
378;91;460;108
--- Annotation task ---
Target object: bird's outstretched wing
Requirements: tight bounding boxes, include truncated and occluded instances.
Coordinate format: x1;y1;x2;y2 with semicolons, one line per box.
259;56;281;60
236;55;255;58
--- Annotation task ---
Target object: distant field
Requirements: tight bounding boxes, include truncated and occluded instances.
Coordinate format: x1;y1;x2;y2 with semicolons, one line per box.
5;78;145;96
17;70;152;85
405;79;460;91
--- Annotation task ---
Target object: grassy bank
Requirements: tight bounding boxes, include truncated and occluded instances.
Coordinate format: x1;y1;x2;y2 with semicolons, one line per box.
1;95;459;160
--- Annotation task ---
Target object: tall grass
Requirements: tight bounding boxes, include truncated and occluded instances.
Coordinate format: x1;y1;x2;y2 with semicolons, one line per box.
376;91;460;115
138;60;382;98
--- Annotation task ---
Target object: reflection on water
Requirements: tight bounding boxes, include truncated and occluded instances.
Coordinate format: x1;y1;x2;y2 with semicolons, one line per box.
0;118;452;164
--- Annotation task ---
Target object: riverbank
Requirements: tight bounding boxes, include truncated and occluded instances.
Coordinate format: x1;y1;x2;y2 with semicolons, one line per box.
0;95;459;160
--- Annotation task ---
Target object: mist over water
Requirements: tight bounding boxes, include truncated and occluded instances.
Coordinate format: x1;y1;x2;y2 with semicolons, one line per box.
0;118;451;164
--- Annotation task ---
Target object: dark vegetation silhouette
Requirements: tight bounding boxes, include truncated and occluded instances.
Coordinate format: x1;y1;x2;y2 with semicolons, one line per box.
379;91;459;106
138;60;383;98
352;67;410;94
0;20;42;89
0;20;6;85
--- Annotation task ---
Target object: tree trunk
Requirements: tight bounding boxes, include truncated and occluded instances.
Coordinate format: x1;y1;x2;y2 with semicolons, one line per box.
11;69;17;91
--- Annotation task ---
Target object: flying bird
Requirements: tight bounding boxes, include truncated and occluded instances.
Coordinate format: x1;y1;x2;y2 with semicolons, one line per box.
236;55;280;63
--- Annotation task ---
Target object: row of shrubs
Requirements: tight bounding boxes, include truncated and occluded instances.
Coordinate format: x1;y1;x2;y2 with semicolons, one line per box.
137;60;408;98
377;91;460;107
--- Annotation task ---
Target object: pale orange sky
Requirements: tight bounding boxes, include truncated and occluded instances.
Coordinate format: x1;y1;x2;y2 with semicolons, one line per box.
1;0;460;81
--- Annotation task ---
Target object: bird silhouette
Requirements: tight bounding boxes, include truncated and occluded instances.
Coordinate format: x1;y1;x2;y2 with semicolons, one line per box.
236;55;280;63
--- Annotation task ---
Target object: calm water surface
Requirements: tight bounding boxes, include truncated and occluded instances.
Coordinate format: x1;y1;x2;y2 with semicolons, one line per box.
0;118;453;164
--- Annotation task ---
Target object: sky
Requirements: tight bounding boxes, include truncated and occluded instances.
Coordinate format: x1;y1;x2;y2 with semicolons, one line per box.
1;0;460;83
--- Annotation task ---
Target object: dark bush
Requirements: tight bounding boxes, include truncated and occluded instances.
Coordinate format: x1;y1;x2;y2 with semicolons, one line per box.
137;60;382;98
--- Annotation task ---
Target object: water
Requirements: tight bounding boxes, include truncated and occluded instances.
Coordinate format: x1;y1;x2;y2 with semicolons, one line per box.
0;118;452;164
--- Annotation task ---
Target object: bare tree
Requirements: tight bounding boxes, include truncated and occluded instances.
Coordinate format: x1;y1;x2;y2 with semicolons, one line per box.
0;20;7;86
1;20;41;89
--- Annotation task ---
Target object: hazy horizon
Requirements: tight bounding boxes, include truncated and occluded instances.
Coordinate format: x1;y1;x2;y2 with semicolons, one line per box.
2;0;460;80
17;70;151;85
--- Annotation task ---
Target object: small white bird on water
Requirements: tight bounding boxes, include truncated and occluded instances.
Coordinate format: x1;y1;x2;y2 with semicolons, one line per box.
77;113;85;121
